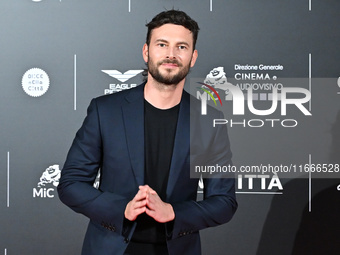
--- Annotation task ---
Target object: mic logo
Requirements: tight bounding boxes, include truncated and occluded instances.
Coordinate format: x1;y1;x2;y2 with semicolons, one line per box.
33;165;61;198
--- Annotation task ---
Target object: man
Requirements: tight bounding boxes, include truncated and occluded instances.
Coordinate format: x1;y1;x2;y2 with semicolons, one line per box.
58;10;237;255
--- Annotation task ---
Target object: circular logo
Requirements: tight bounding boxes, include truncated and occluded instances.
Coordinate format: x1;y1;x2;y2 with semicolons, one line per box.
22;68;50;97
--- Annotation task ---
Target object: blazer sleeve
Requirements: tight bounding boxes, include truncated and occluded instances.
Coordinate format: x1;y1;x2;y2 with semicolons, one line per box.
170;111;237;240
57;98;129;235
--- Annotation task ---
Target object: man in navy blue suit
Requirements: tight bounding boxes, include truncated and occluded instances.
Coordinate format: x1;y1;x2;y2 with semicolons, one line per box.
58;10;237;255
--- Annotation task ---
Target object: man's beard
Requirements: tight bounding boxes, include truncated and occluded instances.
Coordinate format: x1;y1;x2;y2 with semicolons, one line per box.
147;58;191;85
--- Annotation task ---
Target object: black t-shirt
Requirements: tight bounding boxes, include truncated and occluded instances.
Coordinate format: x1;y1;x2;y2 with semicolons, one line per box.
144;100;179;200
130;100;179;245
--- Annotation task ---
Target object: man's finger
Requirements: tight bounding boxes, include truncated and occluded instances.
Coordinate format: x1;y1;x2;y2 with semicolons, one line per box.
146;186;157;194
135;206;146;216
134;189;147;201
133;199;147;209
139;185;151;191
147;192;160;203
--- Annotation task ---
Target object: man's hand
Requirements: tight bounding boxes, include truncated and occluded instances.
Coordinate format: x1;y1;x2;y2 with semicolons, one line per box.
144;186;175;223
124;185;175;223
124;187;147;221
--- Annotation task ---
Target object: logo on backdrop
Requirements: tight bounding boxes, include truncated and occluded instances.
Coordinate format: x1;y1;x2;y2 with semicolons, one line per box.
197;174;283;194
337;77;340;94
197;67;234;112
33;164;60;198
102;69;143;94
22;68;50;97
197;66;312;127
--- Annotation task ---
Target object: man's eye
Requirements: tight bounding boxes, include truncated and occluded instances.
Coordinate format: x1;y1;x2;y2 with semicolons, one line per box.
159;43;166;47
179;45;187;50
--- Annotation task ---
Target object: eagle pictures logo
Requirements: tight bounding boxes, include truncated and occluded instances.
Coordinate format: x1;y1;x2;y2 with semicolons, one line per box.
102;69;143;94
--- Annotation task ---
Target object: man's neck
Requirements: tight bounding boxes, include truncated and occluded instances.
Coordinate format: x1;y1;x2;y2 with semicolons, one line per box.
144;76;185;109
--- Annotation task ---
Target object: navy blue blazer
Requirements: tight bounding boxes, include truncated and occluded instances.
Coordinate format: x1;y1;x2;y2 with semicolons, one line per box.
58;83;237;255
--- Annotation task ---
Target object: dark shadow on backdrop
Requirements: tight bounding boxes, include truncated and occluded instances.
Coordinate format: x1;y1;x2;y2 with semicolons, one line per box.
291;110;340;254
291;184;340;254
256;110;340;255
255;178;309;255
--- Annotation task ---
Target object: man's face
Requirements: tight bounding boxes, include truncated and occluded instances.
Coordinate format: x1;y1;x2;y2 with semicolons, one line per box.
143;24;198;85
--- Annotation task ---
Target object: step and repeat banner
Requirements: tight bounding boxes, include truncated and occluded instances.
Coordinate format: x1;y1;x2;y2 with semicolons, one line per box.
1;1;339;254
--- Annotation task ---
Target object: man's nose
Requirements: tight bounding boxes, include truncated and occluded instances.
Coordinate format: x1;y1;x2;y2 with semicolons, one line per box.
166;47;177;59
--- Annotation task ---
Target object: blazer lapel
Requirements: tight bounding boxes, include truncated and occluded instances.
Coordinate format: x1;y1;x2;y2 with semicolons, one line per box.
122;84;145;186
166;91;190;199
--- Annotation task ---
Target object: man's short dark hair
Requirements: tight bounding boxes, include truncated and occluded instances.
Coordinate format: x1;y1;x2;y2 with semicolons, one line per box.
146;10;200;50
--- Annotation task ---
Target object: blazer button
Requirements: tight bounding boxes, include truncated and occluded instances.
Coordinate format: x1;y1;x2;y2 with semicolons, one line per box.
124;237;129;243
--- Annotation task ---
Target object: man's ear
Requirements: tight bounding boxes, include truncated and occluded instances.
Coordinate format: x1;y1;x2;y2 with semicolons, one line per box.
142;43;149;62
190;49;198;68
